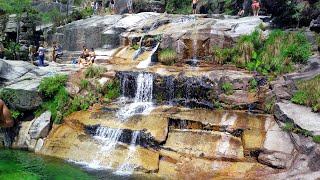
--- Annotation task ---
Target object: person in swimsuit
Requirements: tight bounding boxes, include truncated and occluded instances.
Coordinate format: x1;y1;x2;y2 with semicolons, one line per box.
192;0;198;14
252;0;260;16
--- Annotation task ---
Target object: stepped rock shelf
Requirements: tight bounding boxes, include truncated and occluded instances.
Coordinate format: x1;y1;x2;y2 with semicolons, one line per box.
1;12;320;179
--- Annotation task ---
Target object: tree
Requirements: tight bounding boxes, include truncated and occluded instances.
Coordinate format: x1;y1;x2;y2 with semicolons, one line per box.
0;0;32;43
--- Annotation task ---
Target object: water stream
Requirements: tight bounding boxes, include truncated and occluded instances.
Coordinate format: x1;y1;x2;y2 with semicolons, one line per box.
116;73;154;120
137;42;160;69
116;131;140;174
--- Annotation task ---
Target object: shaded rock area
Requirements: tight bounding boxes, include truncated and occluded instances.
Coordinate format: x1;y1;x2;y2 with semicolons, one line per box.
0;59;80;112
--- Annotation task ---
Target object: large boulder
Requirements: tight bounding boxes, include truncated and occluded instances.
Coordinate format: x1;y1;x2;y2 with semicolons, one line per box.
29;111;52;139
274;101;320;136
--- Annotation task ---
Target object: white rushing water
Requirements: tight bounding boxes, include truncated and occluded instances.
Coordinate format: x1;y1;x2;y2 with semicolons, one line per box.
116;131;140;174
116;73;154;120
87;127;124;169
193;39;198;61
133;35;145;60
137;42;160;69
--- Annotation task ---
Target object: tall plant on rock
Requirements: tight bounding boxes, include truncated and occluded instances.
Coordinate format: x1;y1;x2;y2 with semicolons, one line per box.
0;0;32;43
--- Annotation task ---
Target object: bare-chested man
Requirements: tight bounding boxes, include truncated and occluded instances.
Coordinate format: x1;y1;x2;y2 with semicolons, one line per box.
0;100;14;128
192;0;198;14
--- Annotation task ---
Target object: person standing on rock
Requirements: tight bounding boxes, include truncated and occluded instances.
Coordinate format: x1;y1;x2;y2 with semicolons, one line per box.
28;44;36;64
127;0;133;14
52;42;57;62
192;0;198;14
38;45;46;67
0;100;14;128
110;0;115;14
252;0;260;16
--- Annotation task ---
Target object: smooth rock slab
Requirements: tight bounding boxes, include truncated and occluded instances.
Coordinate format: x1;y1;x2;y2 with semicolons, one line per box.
274;101;320;135
29;111;51;139
163;129;244;160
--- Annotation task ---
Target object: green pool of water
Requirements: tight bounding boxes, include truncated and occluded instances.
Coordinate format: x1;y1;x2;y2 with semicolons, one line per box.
0;149;160;180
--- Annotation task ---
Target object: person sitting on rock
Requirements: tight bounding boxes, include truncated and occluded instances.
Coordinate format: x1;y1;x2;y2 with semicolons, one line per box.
86;48;96;66
192;0;198;14
0;99;14;128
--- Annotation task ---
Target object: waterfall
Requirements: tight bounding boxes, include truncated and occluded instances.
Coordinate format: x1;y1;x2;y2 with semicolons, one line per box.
87;127;124;169
116;131;140;174
133;35;145;60
193;39;197;61
137;42;160;69
116;73;154;120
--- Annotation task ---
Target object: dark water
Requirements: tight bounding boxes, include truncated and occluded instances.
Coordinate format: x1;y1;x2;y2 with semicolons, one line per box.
0;149;161;180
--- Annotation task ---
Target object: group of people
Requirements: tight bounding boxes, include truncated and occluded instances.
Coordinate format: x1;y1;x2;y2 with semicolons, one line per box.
28;42;62;67
75;46;96;66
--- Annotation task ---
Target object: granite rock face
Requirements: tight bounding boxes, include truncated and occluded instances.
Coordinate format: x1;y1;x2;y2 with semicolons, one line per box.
29;111;51;139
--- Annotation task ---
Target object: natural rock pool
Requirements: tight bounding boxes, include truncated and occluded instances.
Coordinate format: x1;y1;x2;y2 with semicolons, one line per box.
0;149;161;180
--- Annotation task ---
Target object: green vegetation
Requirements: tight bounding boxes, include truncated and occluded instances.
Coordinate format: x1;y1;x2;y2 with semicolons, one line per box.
10;110;23;119
263;98;275;114
80;79;90;89
222;83;234;95
313;135;320;144
210;30;312;76
39;75;68;98
132;44;140;50
84;66;107;78
165;0;191;14
159;48;177;65
282;122;294;132
291;75;320;112
104;80;120;100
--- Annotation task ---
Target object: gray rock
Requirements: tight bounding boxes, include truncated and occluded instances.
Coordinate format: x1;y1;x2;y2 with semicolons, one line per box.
0;88;42;111
258;152;291;169
275;101;320;136
29;111;51;139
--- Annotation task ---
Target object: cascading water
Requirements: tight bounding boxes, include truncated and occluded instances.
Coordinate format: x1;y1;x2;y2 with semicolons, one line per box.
133;35;145;60
137;42;160;69
193;39;198;61
116;131;140;174
88;127;123;169
116;73;154;120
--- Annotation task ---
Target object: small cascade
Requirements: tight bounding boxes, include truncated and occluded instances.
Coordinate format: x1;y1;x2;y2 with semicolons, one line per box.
177;40;182;54
193;39;198;61
133;35;145;60
164;76;175;104
171;16;197;24
89;127;123;168
136;42;160;69
180;120;188;129
116;131;140;174
116;73;154;120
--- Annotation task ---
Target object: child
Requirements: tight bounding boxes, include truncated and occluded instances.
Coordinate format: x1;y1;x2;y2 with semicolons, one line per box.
252;0;260;16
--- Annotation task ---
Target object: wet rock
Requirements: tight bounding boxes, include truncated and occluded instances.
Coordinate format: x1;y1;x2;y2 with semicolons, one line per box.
34;138;44;153
274;100;320;136
12;120;34;149
29;111;51;139
310;15;320;33
163;129;244;160
218;90;255;107
65;82;80;97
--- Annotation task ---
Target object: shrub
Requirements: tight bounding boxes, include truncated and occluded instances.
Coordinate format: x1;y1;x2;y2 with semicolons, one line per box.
80;79;90;89
313;135;320;144
84;66;107;78
211;46;235;65
39;75;68;98
165;0;191;14
291;75;320;112
282;122;294;132
104;80;120;100
10;110;23;119
222;83;234;95
159;48;177;65
132;44;139;50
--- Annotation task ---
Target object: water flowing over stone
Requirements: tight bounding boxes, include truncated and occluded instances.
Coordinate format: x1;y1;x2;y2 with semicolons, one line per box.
88;127;124;169
133;35;145;60
116;131;140;174
116;73;154;120
137;42;160;69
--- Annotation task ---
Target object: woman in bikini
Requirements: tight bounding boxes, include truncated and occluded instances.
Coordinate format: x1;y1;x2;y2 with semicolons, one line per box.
252;0;260;16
